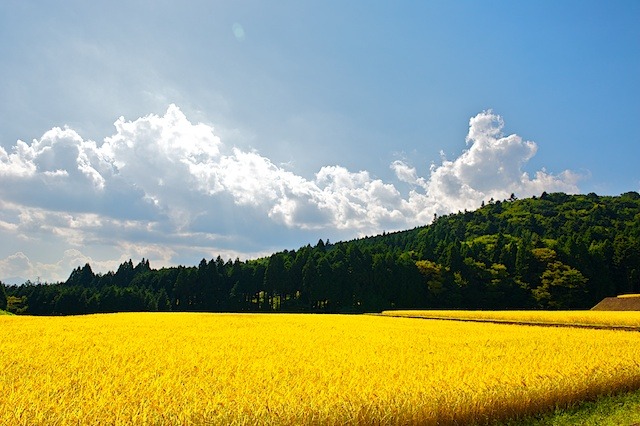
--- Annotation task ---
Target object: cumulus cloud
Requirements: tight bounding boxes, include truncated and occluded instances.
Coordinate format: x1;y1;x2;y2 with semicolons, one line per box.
422;110;579;212
0;252;34;283
0;141;37;178
391;160;428;189
0;106;581;281
0;248;136;284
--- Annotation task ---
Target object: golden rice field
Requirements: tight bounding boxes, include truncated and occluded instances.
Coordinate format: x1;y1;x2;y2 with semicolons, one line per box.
380;310;640;329
2;313;640;425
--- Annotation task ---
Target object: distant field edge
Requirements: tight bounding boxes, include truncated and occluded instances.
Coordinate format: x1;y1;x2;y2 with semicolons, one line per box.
378;311;640;332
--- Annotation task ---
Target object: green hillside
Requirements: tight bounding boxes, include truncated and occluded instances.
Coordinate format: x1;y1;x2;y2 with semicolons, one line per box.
6;192;640;314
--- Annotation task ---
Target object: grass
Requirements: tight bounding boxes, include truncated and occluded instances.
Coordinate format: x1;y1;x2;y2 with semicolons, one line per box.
506;388;640;425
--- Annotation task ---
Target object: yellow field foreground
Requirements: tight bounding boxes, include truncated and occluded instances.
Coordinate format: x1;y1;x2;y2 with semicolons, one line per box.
2;313;640;425
381;310;640;328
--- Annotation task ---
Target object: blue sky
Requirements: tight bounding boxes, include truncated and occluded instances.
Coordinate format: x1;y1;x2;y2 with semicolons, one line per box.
1;1;638;283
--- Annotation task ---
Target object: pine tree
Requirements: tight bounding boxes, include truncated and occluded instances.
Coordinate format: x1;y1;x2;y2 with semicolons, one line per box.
0;280;7;311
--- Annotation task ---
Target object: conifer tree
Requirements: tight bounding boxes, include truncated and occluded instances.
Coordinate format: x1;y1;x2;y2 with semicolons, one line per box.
0;280;7;311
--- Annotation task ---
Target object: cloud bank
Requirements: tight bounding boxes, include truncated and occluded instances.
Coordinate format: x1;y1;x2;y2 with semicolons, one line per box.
0;107;580;282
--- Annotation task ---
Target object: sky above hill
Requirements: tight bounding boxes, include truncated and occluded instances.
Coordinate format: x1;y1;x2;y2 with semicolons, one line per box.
1;1;639;283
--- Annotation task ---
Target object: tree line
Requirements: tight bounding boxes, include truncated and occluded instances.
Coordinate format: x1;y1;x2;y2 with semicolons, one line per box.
5;191;640;315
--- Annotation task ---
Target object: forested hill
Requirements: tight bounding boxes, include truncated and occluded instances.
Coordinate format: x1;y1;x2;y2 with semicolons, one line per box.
4;192;640;315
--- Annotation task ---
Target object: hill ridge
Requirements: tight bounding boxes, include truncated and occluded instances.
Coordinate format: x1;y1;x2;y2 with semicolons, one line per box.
5;191;640;315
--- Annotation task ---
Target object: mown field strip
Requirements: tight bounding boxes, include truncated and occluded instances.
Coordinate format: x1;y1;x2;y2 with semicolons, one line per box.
381;310;640;331
2;313;640;425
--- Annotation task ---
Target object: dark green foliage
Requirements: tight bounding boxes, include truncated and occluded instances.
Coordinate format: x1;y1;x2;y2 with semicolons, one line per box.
6;192;640;315
0;280;7;311
66;264;94;287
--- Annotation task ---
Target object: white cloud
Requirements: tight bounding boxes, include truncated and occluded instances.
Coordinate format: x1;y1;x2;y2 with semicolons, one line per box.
391;160;428;189
103;104;223;194
0;140;37;177
0;106;581;282
422;110;579;212
0;252;34;282
0;248;146;284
